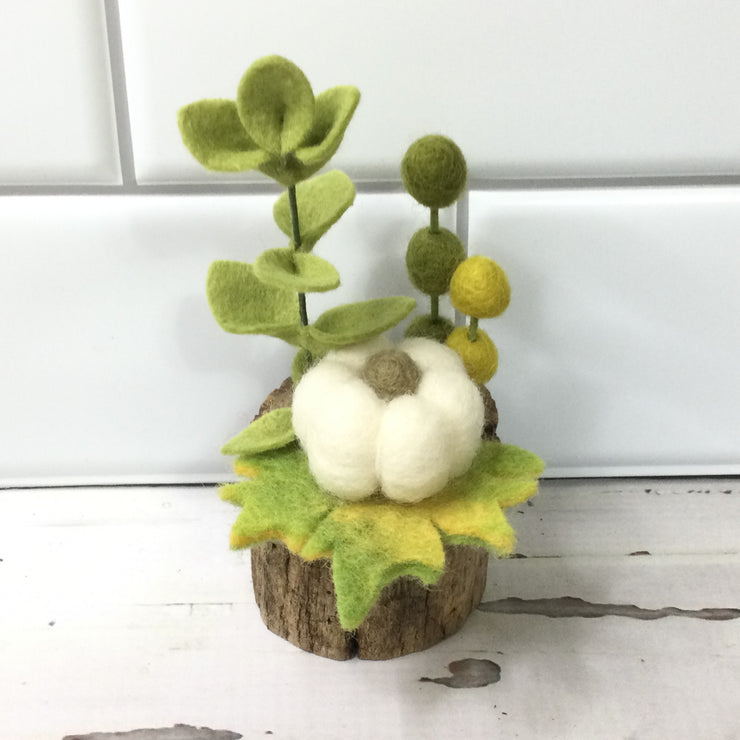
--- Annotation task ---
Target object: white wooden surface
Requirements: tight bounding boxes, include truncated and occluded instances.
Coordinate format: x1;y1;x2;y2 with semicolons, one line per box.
2;480;738;739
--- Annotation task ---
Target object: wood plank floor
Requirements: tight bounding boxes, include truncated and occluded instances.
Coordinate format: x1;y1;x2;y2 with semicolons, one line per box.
1;480;738;740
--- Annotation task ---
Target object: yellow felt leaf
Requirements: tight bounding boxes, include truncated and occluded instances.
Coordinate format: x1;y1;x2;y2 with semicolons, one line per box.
301;502;445;629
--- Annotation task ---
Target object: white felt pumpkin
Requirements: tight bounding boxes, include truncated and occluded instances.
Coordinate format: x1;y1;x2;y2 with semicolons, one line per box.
292;336;484;503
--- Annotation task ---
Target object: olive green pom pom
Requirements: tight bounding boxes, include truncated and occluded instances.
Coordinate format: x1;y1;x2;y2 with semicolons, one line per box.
404;314;455;343
450;255;511;319
401;135;467;208
406;227;466;296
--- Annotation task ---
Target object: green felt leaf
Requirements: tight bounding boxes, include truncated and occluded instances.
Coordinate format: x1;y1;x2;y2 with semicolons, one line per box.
307;296;416;349
206;260;301;343
223;444;338;553
177;100;269;172
236;56;315;156
273;170;356;251
258;86;361;186
415;443;545;552
291;347;313;384
221;439;543;630
302;504;445;630
221;407;295;456
296;86;361;168
253;248;340;293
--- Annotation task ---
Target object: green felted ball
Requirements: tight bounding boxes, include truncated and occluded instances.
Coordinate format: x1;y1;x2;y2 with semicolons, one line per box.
401;135;467;208
404;314;455;343
236;55;315;156
406;227;466;296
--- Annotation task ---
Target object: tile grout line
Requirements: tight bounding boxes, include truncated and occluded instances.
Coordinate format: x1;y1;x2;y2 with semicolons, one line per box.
2;177;740;199
103;0;137;188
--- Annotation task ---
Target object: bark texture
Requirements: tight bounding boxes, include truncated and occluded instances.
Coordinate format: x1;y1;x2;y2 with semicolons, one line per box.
251;541;488;660
248;378;498;660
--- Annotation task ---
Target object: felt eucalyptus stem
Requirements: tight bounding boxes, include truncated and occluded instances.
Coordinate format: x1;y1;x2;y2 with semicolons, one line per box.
287;184;310;328
181;56;416;386
429;208;440;234
467;316;479;342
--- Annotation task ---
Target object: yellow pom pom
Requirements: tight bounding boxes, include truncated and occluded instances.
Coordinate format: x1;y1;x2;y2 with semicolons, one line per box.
446;326;498;384
450;255;510;319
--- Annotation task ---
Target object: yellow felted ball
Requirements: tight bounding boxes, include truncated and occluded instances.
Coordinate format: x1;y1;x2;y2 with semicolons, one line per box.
450;256;510;319
401;135;467;209
446;327;499;384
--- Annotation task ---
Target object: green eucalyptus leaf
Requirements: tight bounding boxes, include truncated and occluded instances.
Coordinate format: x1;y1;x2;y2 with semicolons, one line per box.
258;87;360;186
308;296;416;348
236;56;315;156
273;170;356;251
206;260;302;343
221;407;295;456
297;86;361;168
253;248;340;293
177;100;269;172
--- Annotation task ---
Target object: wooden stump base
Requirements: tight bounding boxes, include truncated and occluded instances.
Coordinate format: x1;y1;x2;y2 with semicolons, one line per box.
247;377;498;660
251;541;488;660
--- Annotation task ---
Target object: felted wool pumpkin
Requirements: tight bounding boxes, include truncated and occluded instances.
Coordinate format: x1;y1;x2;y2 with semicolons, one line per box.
291;336;485;503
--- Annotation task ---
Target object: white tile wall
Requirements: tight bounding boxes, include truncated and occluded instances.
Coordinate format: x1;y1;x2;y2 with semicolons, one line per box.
0;1;120;185
469;188;740;476
119;0;740;183
0;2;738;483
0;193;446;486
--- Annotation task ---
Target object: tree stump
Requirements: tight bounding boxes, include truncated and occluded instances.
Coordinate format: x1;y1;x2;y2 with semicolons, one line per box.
247;378;499;660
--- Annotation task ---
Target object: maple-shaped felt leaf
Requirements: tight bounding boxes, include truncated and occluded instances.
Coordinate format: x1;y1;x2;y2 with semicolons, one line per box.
222;441;543;630
301;503;446;629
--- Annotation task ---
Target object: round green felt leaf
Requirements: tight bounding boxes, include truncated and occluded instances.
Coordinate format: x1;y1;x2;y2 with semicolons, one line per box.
253;248;340;293
296;86;361;168
206;260;302;343
221;407;295;456
237;56;315;156
308;296;416;349
273;170;356;250
177;100;270;172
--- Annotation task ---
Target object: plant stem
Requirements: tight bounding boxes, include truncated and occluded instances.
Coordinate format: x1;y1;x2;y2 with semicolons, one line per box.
467;316;479;342
430;294;439;321
430;207;440;234
288;185;309;327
